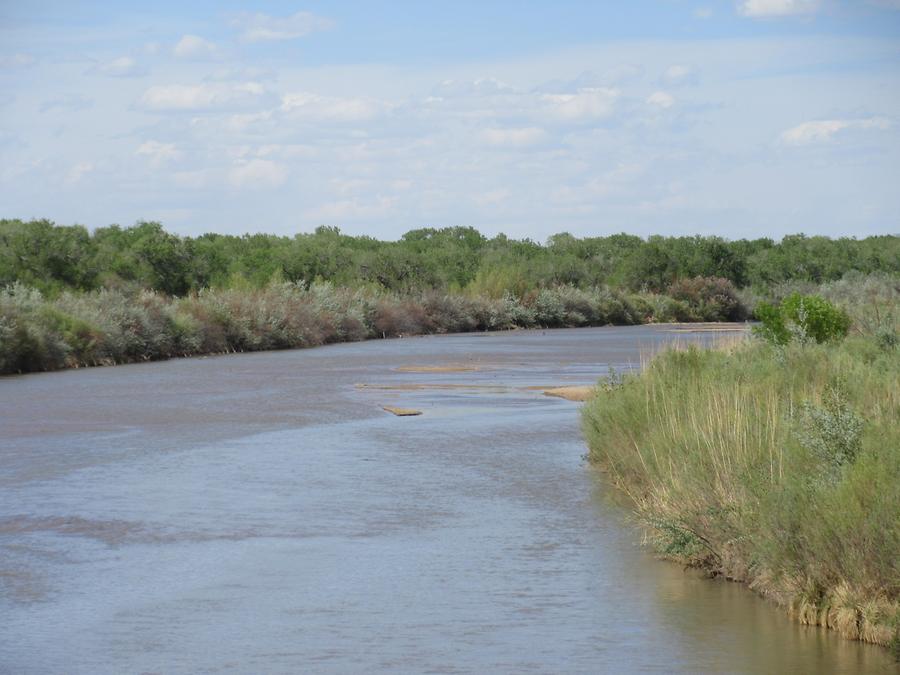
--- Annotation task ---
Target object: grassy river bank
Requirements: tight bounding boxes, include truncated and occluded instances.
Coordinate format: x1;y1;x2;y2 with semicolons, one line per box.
582;281;900;654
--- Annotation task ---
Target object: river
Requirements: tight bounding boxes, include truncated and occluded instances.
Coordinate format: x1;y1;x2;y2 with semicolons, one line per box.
0;325;893;673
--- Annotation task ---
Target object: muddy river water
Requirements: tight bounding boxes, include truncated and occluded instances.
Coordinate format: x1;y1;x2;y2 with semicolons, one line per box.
0;325;894;673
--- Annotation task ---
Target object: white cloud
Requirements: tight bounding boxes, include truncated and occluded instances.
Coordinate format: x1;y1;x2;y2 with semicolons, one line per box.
222;110;274;133
234;11;334;42
0;53;35;68
305;196;397;222
553;163;645;203
139;82;268;112
136;140;183;166
95;56;145;78
647;91;675;109
64;162;93;186
779;117;891;145
474;189;511;206
281;92;390;122
256;143;317;160
207;66;275;81
540;87;619;122
227;159;287;189
482;127;546;147
172;169;216;190
433;78;516;97
693;7;714;19
662;64;696;86
173;35;218;60
737;0;821;17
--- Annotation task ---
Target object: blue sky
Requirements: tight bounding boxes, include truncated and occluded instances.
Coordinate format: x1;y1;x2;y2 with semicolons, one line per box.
1;1;899;240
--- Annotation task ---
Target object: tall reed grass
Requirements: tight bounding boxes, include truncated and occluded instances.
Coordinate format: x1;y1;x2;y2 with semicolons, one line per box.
582;306;900;649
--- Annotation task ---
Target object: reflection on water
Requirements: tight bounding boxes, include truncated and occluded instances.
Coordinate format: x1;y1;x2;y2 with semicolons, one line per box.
0;325;894;673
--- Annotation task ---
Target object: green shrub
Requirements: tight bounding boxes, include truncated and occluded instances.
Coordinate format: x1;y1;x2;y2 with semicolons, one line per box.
754;293;850;345
794;383;865;480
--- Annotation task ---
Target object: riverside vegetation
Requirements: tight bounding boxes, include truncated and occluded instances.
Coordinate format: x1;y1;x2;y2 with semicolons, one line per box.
1;219;898;375
582;275;900;654
3;220;899;654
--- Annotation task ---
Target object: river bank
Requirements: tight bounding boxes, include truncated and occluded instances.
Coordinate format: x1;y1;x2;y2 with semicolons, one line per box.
0;280;748;376
581;336;900;655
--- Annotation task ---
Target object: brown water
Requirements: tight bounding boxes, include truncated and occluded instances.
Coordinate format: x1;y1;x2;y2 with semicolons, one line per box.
0;325;894;674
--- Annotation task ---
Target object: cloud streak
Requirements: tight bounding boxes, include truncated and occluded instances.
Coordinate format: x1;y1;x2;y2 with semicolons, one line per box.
138;82;269;112
737;0;821;17
233;11;334;43
780;117;891;145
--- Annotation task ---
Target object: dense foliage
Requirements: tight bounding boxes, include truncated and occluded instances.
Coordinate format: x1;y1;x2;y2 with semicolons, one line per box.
582;277;900;650
0;281;742;375
754;294;852;345
1;218;897;375
2;219;897;296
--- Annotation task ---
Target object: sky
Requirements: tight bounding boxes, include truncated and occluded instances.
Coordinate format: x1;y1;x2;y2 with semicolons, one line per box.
1;1;899;241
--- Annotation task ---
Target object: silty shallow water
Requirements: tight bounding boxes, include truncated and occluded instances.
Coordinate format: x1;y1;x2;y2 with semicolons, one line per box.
0;325;895;673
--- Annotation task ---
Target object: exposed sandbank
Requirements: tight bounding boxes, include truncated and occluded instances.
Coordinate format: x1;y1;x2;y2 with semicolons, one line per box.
382;406;423;416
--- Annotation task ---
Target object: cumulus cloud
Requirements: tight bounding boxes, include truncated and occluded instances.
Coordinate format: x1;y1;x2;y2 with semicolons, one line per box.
540;87;619;122
174;35;218;60
737;0;821;17
779;117;891;145
136;140;183;166
233;11;334;42
281;92;390;122
647;91;675;109
482;127;546;147
94;56;145;77
228;159;287;189
139;82;268;112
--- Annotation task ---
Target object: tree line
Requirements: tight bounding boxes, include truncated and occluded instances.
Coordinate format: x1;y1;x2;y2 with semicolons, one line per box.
1;218;897;297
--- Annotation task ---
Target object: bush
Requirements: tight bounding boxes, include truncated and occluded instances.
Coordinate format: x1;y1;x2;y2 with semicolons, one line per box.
0;284;69;373
526;289;567;327
755;293;851;345
667;276;748;322
794;383;865;480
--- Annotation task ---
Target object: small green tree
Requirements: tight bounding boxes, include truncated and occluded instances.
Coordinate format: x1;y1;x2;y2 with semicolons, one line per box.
753;293;850;345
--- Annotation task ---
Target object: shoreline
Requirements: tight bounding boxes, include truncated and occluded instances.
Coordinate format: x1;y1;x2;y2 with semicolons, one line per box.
582;338;900;655
0;319;750;379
